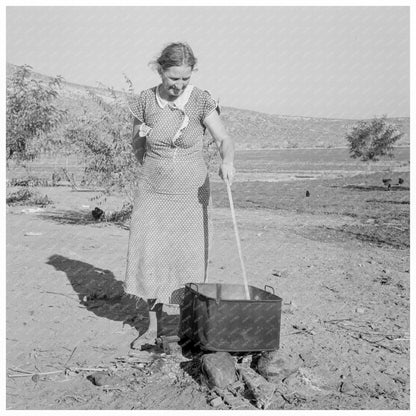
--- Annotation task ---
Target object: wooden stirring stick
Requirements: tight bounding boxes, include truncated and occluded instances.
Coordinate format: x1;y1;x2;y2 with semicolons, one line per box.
226;180;250;300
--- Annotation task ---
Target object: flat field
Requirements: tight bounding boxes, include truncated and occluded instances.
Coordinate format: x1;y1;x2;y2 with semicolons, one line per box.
6;147;410;410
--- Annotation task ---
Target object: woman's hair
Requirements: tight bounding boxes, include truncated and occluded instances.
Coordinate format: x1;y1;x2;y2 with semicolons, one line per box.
151;42;198;72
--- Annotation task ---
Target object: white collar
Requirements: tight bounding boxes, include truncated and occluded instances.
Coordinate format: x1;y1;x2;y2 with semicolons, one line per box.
156;84;194;110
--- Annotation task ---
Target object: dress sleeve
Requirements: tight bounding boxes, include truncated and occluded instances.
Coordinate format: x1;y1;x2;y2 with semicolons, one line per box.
201;90;219;122
127;91;146;122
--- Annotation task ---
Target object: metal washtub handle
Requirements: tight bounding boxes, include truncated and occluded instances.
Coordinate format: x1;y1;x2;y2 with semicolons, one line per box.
264;285;275;295
226;180;250;300
188;282;199;292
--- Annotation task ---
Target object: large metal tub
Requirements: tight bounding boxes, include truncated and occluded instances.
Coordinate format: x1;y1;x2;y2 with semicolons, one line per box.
179;283;282;352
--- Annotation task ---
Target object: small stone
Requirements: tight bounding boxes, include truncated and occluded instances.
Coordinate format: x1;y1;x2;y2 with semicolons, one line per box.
339;380;354;393
356;307;365;314
299;352;319;367
201;352;236;389
272;270;288;278
87;372;122;387
209;397;223;407
238;366;276;409
257;352;300;383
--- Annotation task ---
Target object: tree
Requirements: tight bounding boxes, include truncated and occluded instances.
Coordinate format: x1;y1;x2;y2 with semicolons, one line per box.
346;115;403;162
6;65;66;161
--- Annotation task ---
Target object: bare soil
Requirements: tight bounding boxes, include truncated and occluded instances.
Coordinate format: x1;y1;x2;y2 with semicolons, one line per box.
6;184;410;410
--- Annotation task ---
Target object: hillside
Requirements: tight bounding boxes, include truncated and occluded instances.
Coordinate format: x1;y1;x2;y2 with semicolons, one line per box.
6;63;410;150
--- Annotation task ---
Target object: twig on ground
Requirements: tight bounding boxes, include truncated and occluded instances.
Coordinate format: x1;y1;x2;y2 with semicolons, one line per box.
323;318;353;323
321;284;339;293
350;334;404;354
43;291;79;300
8;370;63;378
63;345;78;367
70;367;109;372
7;366;109;379
102;387;124;392
8;367;34;375
324;320;407;340
287;325;315;336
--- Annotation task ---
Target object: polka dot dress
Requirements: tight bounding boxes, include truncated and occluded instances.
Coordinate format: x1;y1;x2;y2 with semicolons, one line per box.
124;85;218;304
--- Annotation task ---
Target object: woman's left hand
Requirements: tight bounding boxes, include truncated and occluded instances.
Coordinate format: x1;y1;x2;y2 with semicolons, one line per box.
219;162;236;185
203;109;235;185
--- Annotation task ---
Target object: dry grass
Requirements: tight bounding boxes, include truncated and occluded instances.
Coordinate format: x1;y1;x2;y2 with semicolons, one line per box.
7;148;410;249
211;171;410;249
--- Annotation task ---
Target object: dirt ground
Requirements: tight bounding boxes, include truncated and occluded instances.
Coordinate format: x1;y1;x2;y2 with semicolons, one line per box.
5;186;410;410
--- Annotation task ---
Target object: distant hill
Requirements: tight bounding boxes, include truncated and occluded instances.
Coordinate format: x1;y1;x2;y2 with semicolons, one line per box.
7;63;410;150
220;107;409;150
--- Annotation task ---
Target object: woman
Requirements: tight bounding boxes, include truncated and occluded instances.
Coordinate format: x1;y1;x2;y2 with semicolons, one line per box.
125;42;235;348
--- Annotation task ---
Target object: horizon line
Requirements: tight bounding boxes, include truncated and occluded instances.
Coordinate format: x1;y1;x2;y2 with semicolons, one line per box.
6;62;411;122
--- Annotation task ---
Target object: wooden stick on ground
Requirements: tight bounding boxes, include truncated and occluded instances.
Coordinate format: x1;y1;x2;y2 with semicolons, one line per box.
7;367;109;378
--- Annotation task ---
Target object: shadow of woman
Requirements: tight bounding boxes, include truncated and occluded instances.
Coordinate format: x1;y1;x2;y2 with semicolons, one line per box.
46;254;149;334
47;254;186;339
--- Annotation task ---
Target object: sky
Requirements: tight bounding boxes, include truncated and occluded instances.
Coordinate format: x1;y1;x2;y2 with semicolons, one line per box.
5;5;411;119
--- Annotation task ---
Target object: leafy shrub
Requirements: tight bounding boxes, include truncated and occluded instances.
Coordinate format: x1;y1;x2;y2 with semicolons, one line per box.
9;175;49;187
106;201;134;224
62;84;140;204
6;188;52;206
346;115;403;162
6;65;66;161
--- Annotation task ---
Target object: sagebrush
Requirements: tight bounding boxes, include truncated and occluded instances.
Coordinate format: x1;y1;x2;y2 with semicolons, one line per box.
346;115;403;162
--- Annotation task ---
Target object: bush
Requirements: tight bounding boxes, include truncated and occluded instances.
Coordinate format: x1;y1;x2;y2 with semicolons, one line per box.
6;188;53;206
62;86;139;203
6;65;66;161
106;201;133;224
9;175;49;187
346;115;403;162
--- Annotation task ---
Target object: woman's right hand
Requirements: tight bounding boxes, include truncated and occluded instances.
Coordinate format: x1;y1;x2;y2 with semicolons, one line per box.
132;118;149;165
134;148;146;165
219;162;236;185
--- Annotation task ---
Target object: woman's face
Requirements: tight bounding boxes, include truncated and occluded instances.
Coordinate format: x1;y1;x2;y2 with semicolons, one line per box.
159;65;193;100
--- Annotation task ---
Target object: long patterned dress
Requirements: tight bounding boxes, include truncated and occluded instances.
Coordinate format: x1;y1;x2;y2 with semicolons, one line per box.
124;84;218;304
